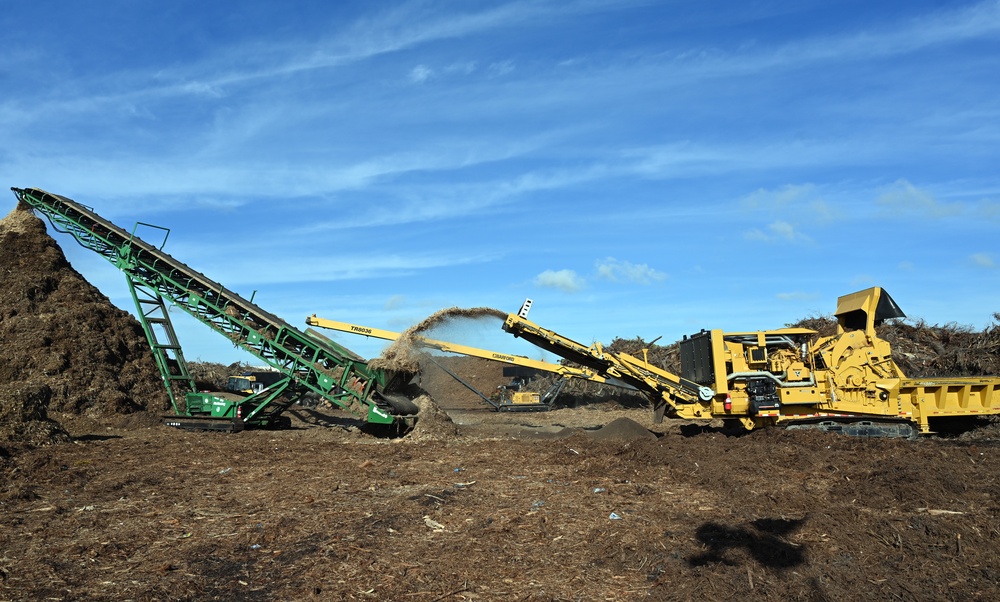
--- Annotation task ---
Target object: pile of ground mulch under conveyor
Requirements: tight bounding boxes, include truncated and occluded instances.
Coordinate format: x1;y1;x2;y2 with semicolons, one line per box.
0;203;167;451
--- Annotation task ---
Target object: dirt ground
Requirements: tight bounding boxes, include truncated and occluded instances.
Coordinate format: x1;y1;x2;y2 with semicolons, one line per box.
3;373;1000;601
0;406;996;602
3;203;1000;601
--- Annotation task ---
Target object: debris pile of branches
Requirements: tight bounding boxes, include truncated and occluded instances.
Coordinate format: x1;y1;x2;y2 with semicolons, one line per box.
788;314;1000;377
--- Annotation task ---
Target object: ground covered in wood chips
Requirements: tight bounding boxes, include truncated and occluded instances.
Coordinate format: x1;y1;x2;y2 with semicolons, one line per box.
3;203;1000;601
2;404;1000;602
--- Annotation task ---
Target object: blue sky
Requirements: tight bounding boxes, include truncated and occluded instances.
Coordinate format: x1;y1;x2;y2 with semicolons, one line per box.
2;1;998;365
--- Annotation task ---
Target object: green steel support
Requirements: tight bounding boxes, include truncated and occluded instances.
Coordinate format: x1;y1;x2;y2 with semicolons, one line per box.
241;378;300;423
126;274;197;414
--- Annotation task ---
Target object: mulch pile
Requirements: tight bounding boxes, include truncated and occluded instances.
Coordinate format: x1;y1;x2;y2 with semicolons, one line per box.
186;361;259;391
407;394;461;440
415;354;513;408
0;204;167;451
588;416;658;441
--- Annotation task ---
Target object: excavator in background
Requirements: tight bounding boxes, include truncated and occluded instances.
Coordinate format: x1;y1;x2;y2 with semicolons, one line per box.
12;187;418;432
502;288;1000;437
305;315;628;411
226;370;284;396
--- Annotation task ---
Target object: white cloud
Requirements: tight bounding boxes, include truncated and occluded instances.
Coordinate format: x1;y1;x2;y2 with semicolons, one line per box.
595;257;666;284
534;269;585;293
743;183;817;209
665;0;1000;77
445;61;478;75
740;184;843;223
409;65;433;83
776;291;817;302
743;220;810;243
770;221;797;240
970;253;996;268
0;1;623;128
978;200;1000;220
875;179;964;217
488;61;515;77
622;139;888;181
183;247;497;286
809;200;842;222
384;294;407;310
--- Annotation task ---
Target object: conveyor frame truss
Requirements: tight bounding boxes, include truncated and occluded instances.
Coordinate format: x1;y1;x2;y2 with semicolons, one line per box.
12;188;404;425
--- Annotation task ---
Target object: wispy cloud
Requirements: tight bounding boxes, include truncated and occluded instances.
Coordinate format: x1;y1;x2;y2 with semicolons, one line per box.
409;64;433;83
808;200;843;222
488;60;516;77
384;295;408;310
534;269;585;292
3;0;630;122
10;0;993;148
970;253;996;268
744;221;810;243
8;1;996;225
740;183;843;223
978;200;1000;219
776;291;817;302
742;183;818;210
622;139;896;181
876;179;965;218
8;129;555;216
177;245;499;286
658;0;1000;77
595;257;666;284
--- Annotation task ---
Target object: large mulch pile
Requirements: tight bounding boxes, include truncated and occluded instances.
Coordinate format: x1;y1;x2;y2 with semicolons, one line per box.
0;204;167;451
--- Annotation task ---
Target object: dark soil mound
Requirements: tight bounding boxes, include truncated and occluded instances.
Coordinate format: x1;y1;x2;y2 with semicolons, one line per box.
0;382;70;451
416;355;512;408
0;204;167;434
588;416;656;441
408;394;460;440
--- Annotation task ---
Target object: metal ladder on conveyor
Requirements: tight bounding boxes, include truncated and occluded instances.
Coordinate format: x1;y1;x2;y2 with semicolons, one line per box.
11;187;415;427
